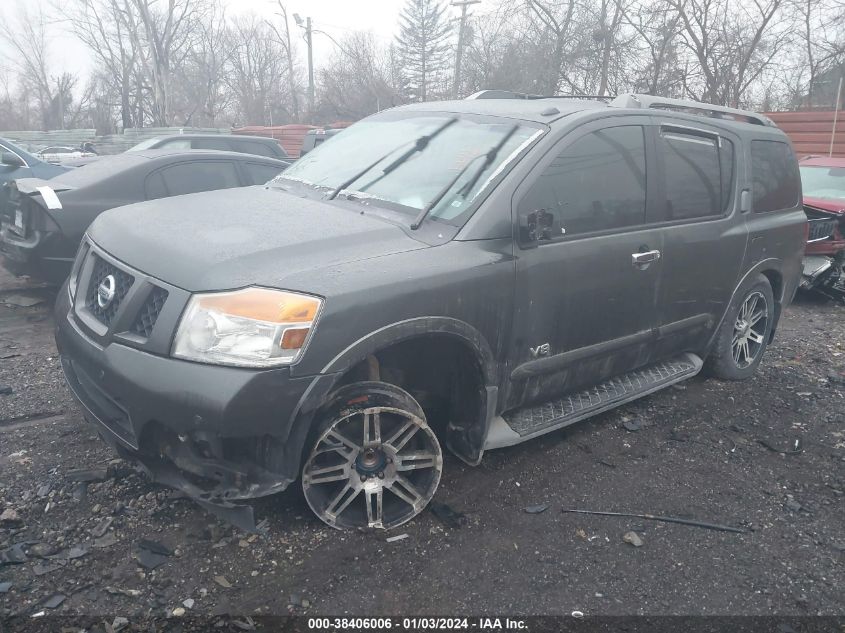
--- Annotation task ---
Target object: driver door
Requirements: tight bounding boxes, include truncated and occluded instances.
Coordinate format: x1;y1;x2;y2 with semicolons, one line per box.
504;117;663;410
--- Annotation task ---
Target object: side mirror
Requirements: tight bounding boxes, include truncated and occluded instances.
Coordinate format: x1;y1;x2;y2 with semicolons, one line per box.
519;209;556;247
1;151;25;168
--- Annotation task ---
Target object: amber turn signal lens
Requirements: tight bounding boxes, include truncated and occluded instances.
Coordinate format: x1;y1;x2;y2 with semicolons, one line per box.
195;288;320;323
281;327;310;350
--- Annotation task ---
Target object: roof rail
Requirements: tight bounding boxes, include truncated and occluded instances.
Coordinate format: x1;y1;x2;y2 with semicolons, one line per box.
466;90;612;102
610;94;776;127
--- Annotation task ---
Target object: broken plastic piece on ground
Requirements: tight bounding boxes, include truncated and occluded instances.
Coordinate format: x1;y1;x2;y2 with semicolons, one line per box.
429;501;464;529
42;593;66;609
194;497;257;533
758;437;803;455
524;503;550;514
65;467;109;483
135;539;172;569
386;533;409;543
0;543;28;566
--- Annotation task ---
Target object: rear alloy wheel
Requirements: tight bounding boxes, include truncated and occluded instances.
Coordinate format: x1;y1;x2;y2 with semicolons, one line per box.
704;274;774;380
302;383;442;530
731;290;768;369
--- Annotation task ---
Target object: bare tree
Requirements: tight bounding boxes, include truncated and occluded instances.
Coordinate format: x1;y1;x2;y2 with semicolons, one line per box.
62;0;142;129
267;2;302;122
668;0;790;106
123;0;206;125
0;6;63;129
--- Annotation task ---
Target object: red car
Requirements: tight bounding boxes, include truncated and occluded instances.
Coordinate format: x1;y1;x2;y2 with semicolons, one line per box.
799;156;845;300
801;156;845;255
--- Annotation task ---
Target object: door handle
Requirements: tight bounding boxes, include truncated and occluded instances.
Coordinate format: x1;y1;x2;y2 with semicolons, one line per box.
631;249;661;268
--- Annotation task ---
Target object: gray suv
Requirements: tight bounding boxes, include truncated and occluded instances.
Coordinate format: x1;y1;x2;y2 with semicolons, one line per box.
55;93;806;530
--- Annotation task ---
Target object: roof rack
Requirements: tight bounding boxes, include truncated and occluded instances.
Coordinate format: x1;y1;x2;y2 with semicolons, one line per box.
466;90;612;102
610;94;776;127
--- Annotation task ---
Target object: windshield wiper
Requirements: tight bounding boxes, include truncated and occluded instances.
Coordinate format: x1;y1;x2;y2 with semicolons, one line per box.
327;117;457;201
410;124;519;230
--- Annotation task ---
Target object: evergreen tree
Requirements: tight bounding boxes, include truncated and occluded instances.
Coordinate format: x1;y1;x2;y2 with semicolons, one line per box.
395;0;453;101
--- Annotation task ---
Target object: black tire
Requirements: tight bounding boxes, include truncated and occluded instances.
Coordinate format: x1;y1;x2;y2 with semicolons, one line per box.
301;381;442;530
704;274;774;380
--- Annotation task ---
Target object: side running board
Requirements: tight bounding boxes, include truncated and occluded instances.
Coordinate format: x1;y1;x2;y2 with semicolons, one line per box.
485;353;703;450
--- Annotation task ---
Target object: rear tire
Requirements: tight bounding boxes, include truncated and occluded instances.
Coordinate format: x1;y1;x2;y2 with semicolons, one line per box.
704;275;774;380
301;381;442;530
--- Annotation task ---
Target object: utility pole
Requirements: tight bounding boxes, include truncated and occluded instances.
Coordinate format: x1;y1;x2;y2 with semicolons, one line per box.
294;13;316;119
452;0;480;99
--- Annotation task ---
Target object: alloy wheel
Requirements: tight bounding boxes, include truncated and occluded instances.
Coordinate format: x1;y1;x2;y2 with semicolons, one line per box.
302;405;442;530
732;290;768;369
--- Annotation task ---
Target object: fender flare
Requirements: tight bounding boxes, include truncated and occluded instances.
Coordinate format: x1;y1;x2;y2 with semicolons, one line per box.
320;316;498;385
706;258;786;351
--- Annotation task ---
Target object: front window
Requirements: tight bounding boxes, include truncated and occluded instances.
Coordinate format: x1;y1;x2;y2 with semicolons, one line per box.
800;165;845;202
277;112;542;225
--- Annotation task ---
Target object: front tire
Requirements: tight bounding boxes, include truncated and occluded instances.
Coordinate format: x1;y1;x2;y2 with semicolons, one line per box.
302;382;443;530
705;274;774;380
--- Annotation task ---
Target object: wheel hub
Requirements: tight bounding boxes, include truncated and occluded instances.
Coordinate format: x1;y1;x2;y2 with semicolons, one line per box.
355;447;388;475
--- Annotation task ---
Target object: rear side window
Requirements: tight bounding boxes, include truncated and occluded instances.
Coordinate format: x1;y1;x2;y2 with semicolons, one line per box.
521;125;647;237
658;129;733;220
159;161;241;196
751;140;800;213
192;138;233;152
235;141;277;158
244;162;284;185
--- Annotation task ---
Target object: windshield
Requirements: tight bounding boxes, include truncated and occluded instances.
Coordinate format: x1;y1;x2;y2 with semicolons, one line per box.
127;137;163;152
0;138;38;163
277;113;541;224
800;165;845;201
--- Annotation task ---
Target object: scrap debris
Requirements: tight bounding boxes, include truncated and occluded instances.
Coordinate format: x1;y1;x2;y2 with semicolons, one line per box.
757;438;803;455
561;508;748;533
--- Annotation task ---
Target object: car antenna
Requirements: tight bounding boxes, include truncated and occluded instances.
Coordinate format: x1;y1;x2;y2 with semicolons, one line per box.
327;117;457;201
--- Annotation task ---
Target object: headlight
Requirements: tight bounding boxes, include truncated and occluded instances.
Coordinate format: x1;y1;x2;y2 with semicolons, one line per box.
172;287;322;367
68;240;90;299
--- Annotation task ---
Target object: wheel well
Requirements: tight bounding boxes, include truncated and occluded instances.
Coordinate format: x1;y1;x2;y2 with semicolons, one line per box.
759;269;783;342
760;269;782;304
336;335;487;459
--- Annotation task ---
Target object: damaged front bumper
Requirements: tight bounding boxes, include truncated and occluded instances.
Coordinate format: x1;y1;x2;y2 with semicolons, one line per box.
800;254;845;302
55;285;339;511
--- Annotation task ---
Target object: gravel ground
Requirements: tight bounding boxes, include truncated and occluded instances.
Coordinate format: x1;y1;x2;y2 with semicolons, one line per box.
0;267;843;620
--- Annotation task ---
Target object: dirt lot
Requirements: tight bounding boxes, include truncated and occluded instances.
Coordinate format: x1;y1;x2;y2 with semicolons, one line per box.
0;266;843;620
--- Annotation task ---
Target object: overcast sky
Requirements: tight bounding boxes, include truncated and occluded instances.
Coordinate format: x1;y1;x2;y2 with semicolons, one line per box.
0;0;407;84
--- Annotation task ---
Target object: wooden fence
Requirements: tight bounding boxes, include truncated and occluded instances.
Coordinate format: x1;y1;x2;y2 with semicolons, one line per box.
764;110;844;158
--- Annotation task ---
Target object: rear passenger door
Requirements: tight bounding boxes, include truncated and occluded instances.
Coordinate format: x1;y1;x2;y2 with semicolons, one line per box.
649;122;747;359
507;117;663;409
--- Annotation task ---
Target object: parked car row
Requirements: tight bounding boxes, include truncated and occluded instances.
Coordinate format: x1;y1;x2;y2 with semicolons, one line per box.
27;93;807;532
0;146;290;282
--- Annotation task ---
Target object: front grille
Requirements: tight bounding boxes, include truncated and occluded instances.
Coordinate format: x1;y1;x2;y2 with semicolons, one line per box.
131;287;169;337
808;217;837;242
85;254;134;326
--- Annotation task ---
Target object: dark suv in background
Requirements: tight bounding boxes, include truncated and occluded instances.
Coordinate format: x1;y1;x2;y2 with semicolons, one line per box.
55;93;806;530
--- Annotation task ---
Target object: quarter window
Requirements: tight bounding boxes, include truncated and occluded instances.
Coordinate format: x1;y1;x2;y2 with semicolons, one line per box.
751;140;800;213
244;162;284;185
521;126;647;237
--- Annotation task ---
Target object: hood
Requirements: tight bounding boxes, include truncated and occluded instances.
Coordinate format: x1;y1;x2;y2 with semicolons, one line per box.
87;186;429;291
804;196;845;215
